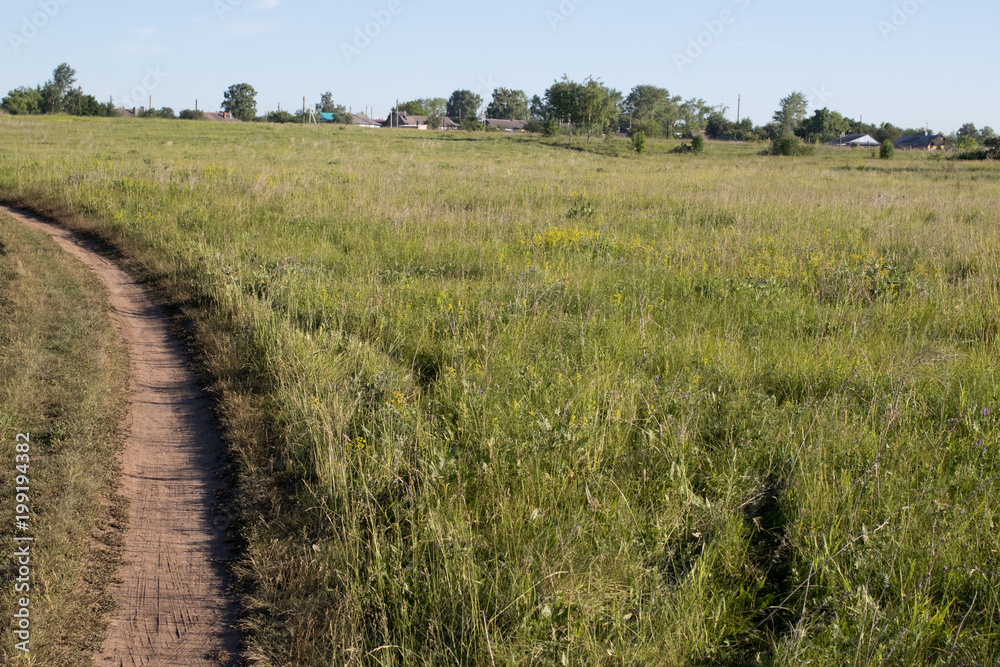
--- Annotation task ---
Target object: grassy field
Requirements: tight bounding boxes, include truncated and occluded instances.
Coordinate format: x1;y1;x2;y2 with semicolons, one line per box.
2;116;1000;665
0;209;129;664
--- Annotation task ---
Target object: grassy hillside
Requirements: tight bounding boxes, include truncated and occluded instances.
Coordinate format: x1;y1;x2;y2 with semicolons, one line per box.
2;116;999;665
0;210;129;664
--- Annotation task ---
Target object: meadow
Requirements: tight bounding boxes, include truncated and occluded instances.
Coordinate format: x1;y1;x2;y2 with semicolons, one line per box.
1;116;999;665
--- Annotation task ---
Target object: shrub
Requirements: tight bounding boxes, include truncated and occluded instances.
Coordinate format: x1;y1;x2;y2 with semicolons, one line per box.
459;117;484;132
178;109;205;120
523;119;544;134
543;117;560;137
880;142;895;160
632;131;646;154
770;134;814;156
692;135;705;154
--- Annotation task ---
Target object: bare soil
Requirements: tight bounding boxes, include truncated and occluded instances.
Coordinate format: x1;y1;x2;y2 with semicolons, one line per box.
4;207;238;666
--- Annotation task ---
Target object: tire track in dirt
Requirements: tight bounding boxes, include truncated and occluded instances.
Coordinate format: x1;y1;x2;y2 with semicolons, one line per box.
3;207;239;666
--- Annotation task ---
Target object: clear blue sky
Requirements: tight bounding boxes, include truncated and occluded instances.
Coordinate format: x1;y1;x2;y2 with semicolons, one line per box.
3;0;996;132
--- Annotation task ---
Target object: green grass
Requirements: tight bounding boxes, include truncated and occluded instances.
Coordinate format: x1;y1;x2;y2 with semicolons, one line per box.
2;115;1000;665
0;210;129;664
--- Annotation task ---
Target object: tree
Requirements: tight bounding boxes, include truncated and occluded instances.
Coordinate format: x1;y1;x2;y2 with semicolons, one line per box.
395;98;447;117
797;108;850;143
577;78;622;143
222;83;258;122
622;85;681;137
1;87;43;115
529;94;557;121
446;90;482;122
546;77;584;141
546;76;621;143
179;109;206;120
486;88;528;120
63;88;108;116
632;131;646;154
772;91;808;136
315;93;351;123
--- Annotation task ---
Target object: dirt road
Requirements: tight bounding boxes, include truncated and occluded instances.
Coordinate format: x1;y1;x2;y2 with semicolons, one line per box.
3;207;238;666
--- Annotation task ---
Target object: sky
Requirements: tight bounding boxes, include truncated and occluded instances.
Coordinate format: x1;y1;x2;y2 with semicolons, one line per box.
2;0;997;133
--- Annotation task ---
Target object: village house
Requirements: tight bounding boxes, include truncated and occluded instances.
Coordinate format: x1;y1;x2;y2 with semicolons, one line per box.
894;134;945;150
826;134;881;147
485;119;527;132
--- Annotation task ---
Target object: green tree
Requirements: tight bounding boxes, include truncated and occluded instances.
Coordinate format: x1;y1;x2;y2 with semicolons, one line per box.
632;130;646;154
1;87;44;115
622;85;681;137
797;108;851;143
39;63;77;113
486;88;528;120
546;76;621;143
446;90;482;122
772;91;808;136
691;135;705;154
316;93;351;123
529;94;556;121
222;83;258;122
179;109;206;120
63;88;107;116
578;78;622;143
545;77;583;141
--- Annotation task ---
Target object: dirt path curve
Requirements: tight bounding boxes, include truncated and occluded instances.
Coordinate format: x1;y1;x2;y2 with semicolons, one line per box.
3;207;239;666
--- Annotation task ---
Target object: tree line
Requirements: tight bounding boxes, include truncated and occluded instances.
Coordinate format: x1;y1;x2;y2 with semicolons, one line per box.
4;65;992;148
1;64;115;117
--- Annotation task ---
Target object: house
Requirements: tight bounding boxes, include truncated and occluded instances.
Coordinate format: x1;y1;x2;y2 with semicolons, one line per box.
350;113;381;128
894;134;945;150
485;119;527;132
826;134;880;148
382;111;460;130
382;111;428;129
202;111;241;122
116;107;143;118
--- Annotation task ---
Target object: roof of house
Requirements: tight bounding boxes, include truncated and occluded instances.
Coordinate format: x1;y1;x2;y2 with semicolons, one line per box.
116;107;142;118
202;111;242;122
826;134;880;147
894;134;944;148
382;112;460;128
382;111;425;127
485;119;527;130
351;113;380;126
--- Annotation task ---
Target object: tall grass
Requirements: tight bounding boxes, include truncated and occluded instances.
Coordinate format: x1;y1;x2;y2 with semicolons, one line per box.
0;211;129;664
1;116;999;664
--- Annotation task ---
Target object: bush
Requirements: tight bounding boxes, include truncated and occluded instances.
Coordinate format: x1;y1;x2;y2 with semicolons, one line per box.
770;134;814;156
459;117;484;132
880;142;895;160
692;135;705;154
632;131;646;154
178;109;205;120
523;119;544;134
543;117;560;137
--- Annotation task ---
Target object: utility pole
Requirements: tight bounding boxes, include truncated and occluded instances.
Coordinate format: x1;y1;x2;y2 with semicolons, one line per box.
736;94;741;124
